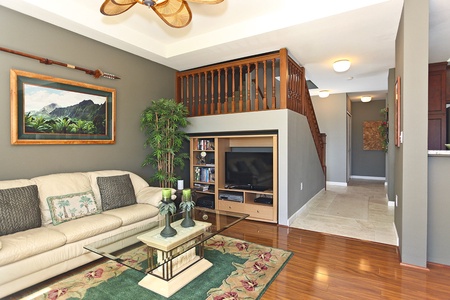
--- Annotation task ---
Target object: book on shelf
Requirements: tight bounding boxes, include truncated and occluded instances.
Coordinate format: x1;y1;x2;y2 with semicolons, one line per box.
195;167;215;183
197;139;214;151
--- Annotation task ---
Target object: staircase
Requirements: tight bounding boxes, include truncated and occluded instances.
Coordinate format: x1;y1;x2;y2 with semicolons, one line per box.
176;48;326;176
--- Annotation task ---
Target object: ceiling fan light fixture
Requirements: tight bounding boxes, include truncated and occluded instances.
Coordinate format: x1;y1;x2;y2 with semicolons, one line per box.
319;90;330;98
333;59;351;72
361;96;372;102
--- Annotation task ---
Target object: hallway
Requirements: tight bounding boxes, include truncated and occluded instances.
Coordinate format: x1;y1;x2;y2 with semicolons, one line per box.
290;180;398;246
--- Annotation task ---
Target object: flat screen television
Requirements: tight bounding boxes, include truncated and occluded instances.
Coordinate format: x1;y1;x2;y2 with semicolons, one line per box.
225;151;273;191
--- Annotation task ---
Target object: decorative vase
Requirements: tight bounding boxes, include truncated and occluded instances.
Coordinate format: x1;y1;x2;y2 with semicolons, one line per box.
159;189;177;237
180;188;195;228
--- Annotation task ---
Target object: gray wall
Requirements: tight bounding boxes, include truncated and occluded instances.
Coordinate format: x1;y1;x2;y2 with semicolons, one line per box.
312;94;347;183
428;156;450;265
351;100;386;177
394;0;429;267
0;7;176;182
387;68;396;202
184;109;325;226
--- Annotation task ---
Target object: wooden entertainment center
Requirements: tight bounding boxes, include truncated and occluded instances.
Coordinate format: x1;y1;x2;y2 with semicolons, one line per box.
189;134;278;223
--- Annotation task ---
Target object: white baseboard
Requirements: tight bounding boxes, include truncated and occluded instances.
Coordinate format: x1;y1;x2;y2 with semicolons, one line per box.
327;181;347;186
350;175;386;181
288;188;325;226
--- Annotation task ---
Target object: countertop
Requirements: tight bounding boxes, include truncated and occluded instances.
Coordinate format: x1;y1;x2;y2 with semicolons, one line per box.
428;150;450;157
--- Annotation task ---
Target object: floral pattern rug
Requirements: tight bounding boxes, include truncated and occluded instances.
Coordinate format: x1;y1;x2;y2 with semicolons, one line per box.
25;235;292;300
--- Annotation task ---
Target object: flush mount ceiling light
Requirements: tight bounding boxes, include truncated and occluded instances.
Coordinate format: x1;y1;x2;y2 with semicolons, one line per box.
319;90;330;98
361;96;372;102
333;59;351;72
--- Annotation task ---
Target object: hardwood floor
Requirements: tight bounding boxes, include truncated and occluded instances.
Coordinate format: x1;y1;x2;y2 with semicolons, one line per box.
222;220;450;300
7;220;450;299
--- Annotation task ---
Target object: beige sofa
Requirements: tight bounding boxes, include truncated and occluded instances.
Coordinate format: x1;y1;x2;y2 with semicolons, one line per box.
0;170;172;298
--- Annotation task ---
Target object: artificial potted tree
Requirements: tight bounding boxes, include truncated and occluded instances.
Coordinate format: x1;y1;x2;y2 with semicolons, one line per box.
141;98;190;188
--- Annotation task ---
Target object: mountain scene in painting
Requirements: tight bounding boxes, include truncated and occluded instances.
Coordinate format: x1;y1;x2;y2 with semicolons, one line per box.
25;99;106;135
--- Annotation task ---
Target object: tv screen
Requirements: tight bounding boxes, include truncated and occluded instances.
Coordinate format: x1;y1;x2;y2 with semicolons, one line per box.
225;152;273;191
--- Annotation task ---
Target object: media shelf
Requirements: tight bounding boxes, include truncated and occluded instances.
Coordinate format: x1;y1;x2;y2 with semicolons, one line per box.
189;134;278;223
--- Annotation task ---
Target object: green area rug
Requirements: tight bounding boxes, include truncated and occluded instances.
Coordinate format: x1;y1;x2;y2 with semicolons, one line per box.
25;235;292;300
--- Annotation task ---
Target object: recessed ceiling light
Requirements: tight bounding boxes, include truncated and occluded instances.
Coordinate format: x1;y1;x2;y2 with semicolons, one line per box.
361;96;372;102
319;90;330;98
333;59;351;72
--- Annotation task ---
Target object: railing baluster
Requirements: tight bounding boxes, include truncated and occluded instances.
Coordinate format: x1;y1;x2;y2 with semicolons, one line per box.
247;63;251;111
255;62;259;111
211;70;215;114
239;65;243;112
186;75;192;116
263;60;267;110
224;68;228;113
217;69;221;114
231;67;236;113
203;72;207;115
271;58;276;109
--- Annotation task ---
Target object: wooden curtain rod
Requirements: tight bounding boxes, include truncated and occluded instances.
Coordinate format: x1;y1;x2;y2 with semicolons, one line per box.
0;46;120;80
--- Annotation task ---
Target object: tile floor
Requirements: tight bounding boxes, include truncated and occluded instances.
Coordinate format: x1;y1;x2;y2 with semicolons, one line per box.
290;179;398;246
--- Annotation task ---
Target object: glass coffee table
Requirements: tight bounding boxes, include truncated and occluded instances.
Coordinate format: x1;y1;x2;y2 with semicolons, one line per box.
84;207;248;297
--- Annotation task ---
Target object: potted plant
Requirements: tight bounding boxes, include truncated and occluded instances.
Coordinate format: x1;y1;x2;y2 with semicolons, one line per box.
141;98;190;188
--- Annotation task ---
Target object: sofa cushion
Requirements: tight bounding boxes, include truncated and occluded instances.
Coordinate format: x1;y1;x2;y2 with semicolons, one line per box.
0;179;35;190
48;213;122;243
102;203;159;226
136;186;176;207
47;190;101;225
33;172;92;225
0;185;41;236
97;174;137;211
0;227;66;266
85;170;149;208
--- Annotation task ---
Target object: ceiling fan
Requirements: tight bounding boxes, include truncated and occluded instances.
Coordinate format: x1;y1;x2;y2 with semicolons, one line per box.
100;0;224;28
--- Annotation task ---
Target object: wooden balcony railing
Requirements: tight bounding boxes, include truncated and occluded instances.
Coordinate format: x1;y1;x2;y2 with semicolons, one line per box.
176;48;326;175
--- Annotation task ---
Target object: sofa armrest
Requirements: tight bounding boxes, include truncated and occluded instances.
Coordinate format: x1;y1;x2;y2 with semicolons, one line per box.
136;186;176;207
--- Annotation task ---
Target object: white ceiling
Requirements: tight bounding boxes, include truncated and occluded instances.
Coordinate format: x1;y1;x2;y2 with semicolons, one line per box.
1;0;449;101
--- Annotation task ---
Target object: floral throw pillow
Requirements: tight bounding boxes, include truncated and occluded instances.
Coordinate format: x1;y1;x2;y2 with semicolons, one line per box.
47;191;100;225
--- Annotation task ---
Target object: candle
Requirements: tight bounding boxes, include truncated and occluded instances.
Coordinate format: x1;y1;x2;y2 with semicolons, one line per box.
162;188;171;200
182;188;191;200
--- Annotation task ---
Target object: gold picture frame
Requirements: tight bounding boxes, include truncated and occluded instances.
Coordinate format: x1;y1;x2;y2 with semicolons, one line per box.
10;69;116;145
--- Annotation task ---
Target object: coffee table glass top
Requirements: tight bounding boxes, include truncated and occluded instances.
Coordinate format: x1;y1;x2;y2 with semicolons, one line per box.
84;207;248;275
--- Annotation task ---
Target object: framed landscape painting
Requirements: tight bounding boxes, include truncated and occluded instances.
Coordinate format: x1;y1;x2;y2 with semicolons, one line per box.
10;69;116;145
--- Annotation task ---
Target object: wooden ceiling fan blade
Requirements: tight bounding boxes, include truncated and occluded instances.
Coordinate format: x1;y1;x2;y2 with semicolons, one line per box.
100;0;136;16
186;0;224;4
111;0;137;5
152;0;192;28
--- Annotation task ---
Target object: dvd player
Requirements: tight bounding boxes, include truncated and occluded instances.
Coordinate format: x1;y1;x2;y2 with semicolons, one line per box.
219;192;244;202
254;197;273;204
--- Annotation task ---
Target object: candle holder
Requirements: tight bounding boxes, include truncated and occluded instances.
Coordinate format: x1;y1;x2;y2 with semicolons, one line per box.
159;189;177;237
180;189;195;228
